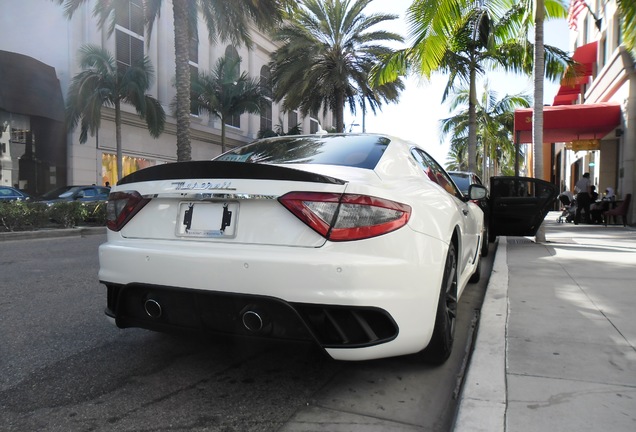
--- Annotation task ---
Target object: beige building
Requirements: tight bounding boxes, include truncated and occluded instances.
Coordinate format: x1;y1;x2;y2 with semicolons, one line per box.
515;0;634;224
0;0;334;194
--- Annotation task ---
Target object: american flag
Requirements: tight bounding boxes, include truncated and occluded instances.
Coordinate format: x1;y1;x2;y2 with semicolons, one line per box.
568;0;588;31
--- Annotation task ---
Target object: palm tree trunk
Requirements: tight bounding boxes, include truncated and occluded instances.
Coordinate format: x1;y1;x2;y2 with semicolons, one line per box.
533;0;545;180
173;0;192;161
336;91;345;133
468;62;478;173
115;99;123;181
482;140;488;180
534;0;546;242
221;118;227;154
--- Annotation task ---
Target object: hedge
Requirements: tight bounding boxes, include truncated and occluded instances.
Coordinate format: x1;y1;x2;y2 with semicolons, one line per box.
0;200;107;232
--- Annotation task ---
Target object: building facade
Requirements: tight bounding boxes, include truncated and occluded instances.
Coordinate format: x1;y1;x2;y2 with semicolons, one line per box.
516;0;634;224
560;1;633;210
0;0;334;195
551;0;636;225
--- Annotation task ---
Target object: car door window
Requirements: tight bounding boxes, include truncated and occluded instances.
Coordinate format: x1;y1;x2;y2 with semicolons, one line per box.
410;149;461;198
96;187;110;199
489;176;558;237
82;188;97;198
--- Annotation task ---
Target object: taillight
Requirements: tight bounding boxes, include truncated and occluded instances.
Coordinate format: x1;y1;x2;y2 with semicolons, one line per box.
106;191;150;232
279;192;411;241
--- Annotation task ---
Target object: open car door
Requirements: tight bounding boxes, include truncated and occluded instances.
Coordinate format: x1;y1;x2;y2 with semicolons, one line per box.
489;176;559;238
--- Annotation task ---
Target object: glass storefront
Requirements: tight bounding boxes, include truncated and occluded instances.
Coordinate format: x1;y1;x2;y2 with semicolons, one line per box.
0;110;65;195
101;153;155;186
0;112;29;189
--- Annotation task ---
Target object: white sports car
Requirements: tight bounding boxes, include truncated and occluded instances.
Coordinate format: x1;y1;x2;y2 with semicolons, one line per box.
99;134;555;363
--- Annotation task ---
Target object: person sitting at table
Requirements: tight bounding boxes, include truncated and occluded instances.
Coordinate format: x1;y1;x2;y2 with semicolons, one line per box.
590;185;605;224
590;185;599;201
590;201;604;224
590;186;616;224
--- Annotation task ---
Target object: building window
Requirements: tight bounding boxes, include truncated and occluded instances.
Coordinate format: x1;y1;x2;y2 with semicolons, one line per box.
115;0;144;75
189;33;199;65
115;0;143;34
616;12;623;48
288;110;299;133
599;36;607;70
310;118;319;134
189;33;199;115
190;65;199;115
260;66;272;133
225;45;241;128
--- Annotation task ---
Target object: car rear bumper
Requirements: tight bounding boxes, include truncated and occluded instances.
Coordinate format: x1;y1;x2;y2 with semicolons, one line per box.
98;230;448;361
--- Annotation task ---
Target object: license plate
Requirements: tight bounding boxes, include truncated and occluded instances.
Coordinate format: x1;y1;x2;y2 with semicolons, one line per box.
176;202;238;238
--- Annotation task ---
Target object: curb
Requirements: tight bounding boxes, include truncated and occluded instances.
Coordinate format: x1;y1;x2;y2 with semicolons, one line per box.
453;237;508;432
0;226;107;242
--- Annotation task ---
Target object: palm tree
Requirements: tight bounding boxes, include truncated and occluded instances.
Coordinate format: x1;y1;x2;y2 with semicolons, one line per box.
441;81;530;178
190;55;267;153
53;0;287;161
445;137;469;171
617;0;636;58
269;0;405;133
65;44;165;182
373;0;571;174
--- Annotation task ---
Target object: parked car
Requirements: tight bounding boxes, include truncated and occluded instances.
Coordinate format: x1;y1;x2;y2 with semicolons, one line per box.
0;186;32;201
98;134;556;363
448;171;491;257
38;185;110;204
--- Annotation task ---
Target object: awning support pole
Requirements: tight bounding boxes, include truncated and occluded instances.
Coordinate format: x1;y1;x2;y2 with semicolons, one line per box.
515;131;520;177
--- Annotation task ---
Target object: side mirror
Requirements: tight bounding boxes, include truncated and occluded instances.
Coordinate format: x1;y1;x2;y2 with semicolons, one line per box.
468;184;488;200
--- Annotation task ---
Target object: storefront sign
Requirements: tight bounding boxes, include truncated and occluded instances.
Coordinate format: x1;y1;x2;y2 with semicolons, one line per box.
566;139;600;151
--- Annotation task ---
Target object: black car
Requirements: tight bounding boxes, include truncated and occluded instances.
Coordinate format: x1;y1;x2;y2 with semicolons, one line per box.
449;171;491;256
38;185;110;204
0;186;32;202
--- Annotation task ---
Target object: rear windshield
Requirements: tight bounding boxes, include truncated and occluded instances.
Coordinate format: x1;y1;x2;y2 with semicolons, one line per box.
214;135;390;169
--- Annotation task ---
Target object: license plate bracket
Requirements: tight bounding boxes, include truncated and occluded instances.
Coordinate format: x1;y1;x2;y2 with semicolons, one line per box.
176;202;238;238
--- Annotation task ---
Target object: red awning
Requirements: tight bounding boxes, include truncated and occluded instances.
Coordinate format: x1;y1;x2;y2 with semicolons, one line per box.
552;41;597;106
514;103;621;144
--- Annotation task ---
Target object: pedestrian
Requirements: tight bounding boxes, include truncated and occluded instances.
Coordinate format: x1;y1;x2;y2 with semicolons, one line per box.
574;172;592;224
560;187;574;203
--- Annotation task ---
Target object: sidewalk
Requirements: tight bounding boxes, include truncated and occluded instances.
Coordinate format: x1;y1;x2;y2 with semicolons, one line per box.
454;211;636;431
0;226;105;242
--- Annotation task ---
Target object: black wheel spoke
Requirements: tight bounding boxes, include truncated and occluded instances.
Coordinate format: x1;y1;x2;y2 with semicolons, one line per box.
423;242;458;364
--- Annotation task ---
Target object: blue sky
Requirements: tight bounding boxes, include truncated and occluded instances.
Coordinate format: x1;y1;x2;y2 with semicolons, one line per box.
343;0;571;165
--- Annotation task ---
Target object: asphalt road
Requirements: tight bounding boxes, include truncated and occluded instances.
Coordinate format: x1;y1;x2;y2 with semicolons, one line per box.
0;234;493;431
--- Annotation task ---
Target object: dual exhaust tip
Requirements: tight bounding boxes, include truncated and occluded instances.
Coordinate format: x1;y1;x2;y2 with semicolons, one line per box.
144;299;162;318
143;298;269;333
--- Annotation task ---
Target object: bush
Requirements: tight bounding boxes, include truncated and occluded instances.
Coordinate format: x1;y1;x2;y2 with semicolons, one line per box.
83;201;107;225
0;201;49;231
0;200;107;232
47;201;88;228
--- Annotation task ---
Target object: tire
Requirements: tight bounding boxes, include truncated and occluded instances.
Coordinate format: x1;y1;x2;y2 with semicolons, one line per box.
481;218;490;257
422;242;458;364
469;254;481;283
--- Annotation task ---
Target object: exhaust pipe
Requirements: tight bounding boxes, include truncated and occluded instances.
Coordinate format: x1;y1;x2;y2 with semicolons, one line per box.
241;307;270;333
144;299;162;318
